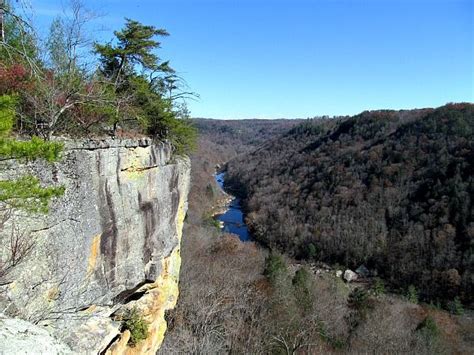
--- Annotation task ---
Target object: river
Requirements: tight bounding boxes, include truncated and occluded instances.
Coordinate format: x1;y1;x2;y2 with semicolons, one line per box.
214;172;251;241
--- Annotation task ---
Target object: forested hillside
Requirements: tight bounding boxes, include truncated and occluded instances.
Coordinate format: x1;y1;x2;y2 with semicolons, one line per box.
162;111;473;353
194;118;304;153
226;103;474;305
187;118;303;222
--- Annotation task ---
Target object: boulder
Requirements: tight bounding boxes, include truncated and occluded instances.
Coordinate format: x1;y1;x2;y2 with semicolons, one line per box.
335;270;343;278
344;269;358;282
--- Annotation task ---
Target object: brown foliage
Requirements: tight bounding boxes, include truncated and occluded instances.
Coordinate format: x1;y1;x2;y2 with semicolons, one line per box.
0;64;33;95
226;104;474;303
161;115;474;354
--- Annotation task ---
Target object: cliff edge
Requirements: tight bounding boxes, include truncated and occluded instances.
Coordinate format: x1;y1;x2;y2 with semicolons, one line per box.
0;138;191;354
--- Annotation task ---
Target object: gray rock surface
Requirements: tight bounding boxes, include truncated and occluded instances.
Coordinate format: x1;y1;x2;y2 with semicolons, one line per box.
0;139;190;354
0;314;72;354
344;269;358;282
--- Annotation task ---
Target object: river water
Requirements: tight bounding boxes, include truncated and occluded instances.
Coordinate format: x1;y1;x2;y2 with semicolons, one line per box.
214;172;251;241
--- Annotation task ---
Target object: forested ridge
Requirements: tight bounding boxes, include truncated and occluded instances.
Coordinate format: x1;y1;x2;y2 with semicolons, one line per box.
226;103;474;305
193;118;304;153
186;118;303;223
163;113;474;353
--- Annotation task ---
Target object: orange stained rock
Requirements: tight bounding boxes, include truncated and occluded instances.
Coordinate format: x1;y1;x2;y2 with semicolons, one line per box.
87;234;101;275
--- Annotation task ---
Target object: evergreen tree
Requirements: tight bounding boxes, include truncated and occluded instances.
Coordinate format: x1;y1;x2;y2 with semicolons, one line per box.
94;18;171;84
94;18;196;154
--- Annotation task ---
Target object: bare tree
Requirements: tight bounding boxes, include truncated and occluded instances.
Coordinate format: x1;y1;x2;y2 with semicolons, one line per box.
0;0;42;75
29;0;105;138
0;209;35;287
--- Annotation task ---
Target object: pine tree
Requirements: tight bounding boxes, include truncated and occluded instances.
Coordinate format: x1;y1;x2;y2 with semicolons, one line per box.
94;19;196;154
94;18;171;84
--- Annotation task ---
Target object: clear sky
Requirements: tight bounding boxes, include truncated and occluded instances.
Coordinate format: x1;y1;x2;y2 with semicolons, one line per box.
30;0;473;118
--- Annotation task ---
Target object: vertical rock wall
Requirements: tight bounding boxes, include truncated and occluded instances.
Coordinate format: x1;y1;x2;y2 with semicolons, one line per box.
0;138;190;354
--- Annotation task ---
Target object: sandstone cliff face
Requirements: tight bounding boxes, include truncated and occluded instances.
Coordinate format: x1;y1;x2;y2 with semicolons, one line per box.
0;138;190;354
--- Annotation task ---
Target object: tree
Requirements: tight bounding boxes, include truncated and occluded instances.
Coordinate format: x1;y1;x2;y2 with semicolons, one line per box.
93;18;173;133
94;18;171;84
292;267;312;312
1;3;197;153
0;1;109;138
121;307;150;346
264;252;287;284
0;0;39;71
27;1;106;138
0;0;5;42
94;18;197;153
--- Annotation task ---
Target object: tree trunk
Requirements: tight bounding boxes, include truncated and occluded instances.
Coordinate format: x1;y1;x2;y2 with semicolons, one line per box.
0;0;5;42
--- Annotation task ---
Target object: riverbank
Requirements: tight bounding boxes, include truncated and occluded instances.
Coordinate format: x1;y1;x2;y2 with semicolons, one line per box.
212;172;251;241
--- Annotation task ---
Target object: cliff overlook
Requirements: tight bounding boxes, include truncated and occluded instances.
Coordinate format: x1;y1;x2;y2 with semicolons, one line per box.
0;138;190;354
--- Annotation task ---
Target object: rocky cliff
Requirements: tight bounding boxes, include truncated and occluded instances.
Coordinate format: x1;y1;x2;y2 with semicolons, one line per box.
0;138;190;354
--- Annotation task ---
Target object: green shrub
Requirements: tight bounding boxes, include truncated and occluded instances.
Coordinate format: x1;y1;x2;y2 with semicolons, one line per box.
317;321;346;349
0;136;63;162
428;301;442;310
292;267;312;311
348;288;369;310
263;252;287;284
203;213;221;230
330;337;346;350
0;95;62;158
347;288;372;330
0;95;63;162
122;307;149;347
0;95;65;213
371;278;385;297
406;285;419;304
0;175;65;213
447;297;464;315
163;116;197;156
0;95;16;136
416;315;440;340
317;320;328;340
142;100;197;156
305;242;318;260
205;183;216;198
292;267;310;288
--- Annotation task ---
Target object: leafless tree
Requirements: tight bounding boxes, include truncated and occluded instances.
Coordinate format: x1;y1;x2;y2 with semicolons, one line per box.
0;0;42;75
0;208;35;287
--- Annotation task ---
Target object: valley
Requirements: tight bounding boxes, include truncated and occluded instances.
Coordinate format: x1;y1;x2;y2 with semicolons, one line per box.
225;104;473;307
161;110;474;354
214;172;251;241
0;1;472;353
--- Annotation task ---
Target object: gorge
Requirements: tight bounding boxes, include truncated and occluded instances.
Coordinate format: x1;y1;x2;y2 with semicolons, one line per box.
214;172;251;242
1;1;472;353
161;110;474;354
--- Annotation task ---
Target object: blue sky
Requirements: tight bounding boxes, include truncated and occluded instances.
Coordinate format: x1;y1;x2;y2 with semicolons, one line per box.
30;0;472;118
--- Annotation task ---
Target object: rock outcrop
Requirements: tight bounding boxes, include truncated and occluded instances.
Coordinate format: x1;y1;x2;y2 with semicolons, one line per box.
0;314;72;354
344;269;358;283
0;138;190;354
